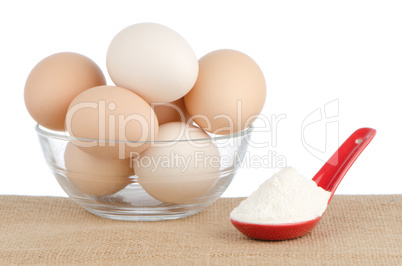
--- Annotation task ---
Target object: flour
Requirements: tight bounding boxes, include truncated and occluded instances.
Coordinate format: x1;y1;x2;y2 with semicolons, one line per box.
230;167;331;224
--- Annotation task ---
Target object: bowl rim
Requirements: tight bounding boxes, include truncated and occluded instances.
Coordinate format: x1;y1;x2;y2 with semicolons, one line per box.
35;123;254;143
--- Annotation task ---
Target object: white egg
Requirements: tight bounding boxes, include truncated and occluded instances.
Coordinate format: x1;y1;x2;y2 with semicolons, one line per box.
106;23;199;103
133;122;220;204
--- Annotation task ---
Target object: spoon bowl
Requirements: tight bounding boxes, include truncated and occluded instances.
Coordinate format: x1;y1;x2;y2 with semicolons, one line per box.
231;127;376;240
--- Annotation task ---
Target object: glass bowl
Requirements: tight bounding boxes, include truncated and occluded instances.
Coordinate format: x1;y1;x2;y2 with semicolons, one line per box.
36;124;253;221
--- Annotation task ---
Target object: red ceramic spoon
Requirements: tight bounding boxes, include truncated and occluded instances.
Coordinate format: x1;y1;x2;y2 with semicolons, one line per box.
231;128;376;241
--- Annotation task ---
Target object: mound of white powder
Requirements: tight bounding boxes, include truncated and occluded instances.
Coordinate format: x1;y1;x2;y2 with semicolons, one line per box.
230;167;331;224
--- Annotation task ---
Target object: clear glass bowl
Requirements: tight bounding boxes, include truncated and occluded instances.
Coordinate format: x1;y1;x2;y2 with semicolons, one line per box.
36;124;253;221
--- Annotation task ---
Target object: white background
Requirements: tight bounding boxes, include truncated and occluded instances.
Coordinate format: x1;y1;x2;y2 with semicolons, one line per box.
1;0;401;197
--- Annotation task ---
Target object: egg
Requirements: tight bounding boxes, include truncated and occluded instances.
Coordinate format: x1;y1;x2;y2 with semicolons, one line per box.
134;122;220;204
106;22;199;103
184;49;266;135
66;85;158;159
152;97;190;125
64;142;133;197
24;52;106;131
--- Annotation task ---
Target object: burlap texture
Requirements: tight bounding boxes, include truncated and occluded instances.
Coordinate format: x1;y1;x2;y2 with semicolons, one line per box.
0;195;401;265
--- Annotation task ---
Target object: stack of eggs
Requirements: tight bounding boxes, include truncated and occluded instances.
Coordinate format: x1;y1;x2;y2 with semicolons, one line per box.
24;23;266;203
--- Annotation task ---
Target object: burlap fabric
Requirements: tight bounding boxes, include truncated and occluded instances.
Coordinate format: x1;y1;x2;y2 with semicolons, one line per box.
0;195;401;265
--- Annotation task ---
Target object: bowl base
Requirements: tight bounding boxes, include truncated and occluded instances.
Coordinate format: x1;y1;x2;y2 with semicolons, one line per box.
64;182;221;221
84;208;202;221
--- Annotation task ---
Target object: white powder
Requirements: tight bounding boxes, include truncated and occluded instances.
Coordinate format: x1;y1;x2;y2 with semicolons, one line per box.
230;167;331;224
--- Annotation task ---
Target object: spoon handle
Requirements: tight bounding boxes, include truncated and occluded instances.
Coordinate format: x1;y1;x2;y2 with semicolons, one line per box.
313;127;376;197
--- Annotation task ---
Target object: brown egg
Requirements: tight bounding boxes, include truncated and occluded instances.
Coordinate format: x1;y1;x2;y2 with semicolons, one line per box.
64;142;133;197
66;85;158;159
152;97;190;125
135;122;220;204
184;49;266;135
24;52;106;131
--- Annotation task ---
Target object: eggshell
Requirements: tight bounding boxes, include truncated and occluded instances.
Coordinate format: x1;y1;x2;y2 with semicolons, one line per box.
184;49;266;135
66;85;158;159
106;23;198;103
64;142;133;197
134;122;220;204
24;52;106;131
152;97;190;125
